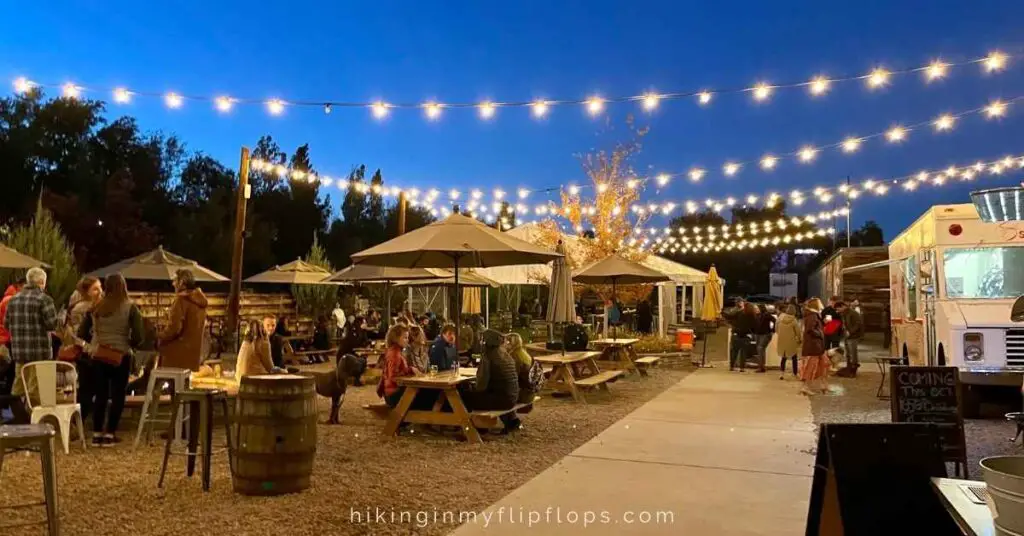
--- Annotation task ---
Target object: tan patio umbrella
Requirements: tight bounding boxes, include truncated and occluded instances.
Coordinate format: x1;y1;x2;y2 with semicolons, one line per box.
88;246;228;282
573;253;670;337
350;213;562;350
326;264;442;322
393;269;500;288
0;244;50;269
244;258;342;285
547;241;576;351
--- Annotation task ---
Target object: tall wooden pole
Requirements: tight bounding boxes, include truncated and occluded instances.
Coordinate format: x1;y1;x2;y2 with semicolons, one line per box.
226;147;251;342
397;191;407;235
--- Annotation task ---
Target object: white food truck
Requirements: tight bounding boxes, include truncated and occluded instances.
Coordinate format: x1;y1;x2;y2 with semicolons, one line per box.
848;203;1024;413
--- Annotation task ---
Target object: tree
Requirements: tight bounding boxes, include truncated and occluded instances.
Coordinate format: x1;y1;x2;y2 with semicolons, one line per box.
291;236;338;320
1;201;80;307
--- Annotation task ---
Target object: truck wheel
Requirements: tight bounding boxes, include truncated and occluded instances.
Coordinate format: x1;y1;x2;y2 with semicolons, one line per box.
962;385;982;418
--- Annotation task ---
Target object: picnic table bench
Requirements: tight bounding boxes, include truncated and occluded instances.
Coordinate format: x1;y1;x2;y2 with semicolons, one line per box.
634;355;661;376
591;338;641;375
533;351;621;402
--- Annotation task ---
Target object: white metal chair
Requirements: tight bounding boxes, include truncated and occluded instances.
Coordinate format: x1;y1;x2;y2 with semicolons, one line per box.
20;361;87;454
134;367;190;449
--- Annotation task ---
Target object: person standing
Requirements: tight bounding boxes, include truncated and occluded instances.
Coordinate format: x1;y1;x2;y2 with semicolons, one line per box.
753;304;775;373
776;305;802;379
157;269;208;372
64;276;102;420
800;298;830;395
331;301;347;340
0;278;25;409
636;298;654;334
3;268;57;423
837;301;864;377
78;274;143;446
821;296;843;350
725;302;757;372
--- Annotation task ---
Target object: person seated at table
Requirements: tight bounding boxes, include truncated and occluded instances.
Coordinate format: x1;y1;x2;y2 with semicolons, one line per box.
235;318;282;381
404;326;429;372
429;324;458;371
458;316;477;361
337;317;370;386
308;316;332;363
460;329;522;432
365;310;384;340
268;316;286;368
506;332;542;403
376;325;434;409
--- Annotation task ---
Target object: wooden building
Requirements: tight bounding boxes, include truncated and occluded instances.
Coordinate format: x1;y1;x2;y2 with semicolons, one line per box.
808;247;889;332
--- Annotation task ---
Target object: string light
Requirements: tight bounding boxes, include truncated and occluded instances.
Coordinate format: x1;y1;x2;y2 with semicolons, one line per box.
986;99;1008;118
531;100;549;118
723;162;740;176
656;228;835;255
215;96;233;112
642;93;660;111
798;146;818;162
164;92;183;109
886;125;908;143
934;113;956;131
266;98;285;115
112;87;132;104
424;102;442;120
688;168;705;182
13;77;33;94
760;155;778;170
842;137;862;153
62;83;81;99
478;101;496;120
656;173;670;186
586;96;605;116
866;67;891;88
697;91;713;105
808;76;831;96
752;82;772;101
984;51;1008;72
925;60;949;81
371;101;389;119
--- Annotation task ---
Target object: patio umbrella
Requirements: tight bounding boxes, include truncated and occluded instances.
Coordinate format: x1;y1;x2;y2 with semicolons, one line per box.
547;240;576;350
0;244;50;269
700;265;723;322
325;264;441;322
244;258;342;285
573;253;670;337
350;213;562;350
393;269;501;288
88;246;228;282
462;287;482;315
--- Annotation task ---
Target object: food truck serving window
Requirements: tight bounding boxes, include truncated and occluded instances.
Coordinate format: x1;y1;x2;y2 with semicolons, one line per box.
943;246;1024;298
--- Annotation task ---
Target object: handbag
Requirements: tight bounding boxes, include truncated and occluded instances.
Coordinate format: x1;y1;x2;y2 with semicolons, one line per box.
57;344;83;362
92;344;125;366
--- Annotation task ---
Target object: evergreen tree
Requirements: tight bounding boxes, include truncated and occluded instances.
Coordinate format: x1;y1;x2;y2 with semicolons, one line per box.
1;201;80;306
291;236;337;320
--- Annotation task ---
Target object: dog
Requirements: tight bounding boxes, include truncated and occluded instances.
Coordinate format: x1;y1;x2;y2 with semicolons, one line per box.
313;353;366;425
825;346;846;372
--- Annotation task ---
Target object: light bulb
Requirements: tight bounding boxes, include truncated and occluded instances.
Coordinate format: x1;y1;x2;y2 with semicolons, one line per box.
531;100;549;118
62;83;81;99
697;91;713;105
925;60;949;81
449;189;460;200
586;96;604;116
518;188;529;199
808;76;830;96
642;93;659;111
886;126;907;143
760;155;778;170
424;102;442;120
13;77;33;94
688;168;705;182
866;68;891;88
985;100;1008;118
626;179;638;189
112;87;131;104
723;162;740;176
798;146;817;162
841;137;862;153
215;96;233;112
371;101;389;119
656;173;670;186
266;98;285;115
568;185;580;195
984;51;1008;73
752;82;772;101
478;101;496;120
934;114;955;131
164;92;184;109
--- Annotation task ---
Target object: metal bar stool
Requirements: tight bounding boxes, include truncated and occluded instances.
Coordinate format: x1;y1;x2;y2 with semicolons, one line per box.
157;389;233;492
0;424;59;536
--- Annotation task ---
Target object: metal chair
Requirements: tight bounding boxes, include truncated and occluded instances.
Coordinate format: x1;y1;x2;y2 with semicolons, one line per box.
0;423;60;535
134;367;190;449
20;361;87;454
158;389;233;492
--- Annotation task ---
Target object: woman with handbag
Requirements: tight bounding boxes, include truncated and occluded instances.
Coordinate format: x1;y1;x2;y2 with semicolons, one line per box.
78;273;144;447
799;298;830;396
59;276;102;417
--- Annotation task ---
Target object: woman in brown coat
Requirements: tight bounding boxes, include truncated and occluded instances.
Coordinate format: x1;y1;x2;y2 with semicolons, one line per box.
799;298;829;395
157;269;208;371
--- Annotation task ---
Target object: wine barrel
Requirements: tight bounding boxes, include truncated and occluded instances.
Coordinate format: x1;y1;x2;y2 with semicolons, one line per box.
233;374;317;496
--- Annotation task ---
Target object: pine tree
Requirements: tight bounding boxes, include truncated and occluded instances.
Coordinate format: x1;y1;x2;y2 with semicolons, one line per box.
1;201;80;306
291;236;337;320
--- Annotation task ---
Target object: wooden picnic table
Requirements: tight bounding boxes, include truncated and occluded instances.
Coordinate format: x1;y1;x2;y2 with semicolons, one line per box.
591;338;641;375
382;371;482;443
533;351;622;402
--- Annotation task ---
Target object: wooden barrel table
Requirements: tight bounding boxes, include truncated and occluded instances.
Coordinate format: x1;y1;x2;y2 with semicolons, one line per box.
233;374;317;496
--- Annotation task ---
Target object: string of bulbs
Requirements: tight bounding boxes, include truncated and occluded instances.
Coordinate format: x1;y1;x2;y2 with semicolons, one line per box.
8;50;1013;121
652;228;837;255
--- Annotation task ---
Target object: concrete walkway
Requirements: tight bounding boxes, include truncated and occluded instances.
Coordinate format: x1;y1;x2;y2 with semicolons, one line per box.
452;367;817;535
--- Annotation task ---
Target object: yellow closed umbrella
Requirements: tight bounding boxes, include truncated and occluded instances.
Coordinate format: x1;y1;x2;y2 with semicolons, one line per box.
701;265;723;321
462;287;482;315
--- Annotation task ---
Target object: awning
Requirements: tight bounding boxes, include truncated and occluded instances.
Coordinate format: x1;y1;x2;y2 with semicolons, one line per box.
842;257;903;274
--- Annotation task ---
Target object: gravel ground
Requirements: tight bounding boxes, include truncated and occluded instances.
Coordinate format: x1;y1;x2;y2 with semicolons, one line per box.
0;359;691;536
808;370;1021;478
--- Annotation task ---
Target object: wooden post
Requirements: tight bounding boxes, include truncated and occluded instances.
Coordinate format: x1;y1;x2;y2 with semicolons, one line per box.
397;191;407;235
226;147;251;343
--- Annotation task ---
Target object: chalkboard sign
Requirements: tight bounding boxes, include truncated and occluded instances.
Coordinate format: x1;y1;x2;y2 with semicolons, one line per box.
889;366;968;477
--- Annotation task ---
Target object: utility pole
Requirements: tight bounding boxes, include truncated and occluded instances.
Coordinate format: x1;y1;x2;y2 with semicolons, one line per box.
226;147;251;345
397;191;407;235
846;175;852;248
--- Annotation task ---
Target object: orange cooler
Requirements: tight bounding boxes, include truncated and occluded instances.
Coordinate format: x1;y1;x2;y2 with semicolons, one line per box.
676;328;694;350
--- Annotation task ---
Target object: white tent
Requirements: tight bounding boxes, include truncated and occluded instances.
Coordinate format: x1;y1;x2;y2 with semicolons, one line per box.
475;223;724;334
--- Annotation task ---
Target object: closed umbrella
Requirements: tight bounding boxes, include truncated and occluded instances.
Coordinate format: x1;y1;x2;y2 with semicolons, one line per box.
0;244;50;269
244;258;342;285
573;253;670;337
351;213;561;351
701;265;723;322
547;241;576;350
89;246;228;282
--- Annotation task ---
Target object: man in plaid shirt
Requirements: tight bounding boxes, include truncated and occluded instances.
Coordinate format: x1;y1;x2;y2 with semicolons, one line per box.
3;267;57;421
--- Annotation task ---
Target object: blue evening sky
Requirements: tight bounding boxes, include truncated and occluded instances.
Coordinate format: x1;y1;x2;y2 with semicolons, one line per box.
3;1;1024;239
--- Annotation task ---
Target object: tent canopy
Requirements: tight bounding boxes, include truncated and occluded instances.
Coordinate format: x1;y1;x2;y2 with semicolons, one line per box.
475;223;720;286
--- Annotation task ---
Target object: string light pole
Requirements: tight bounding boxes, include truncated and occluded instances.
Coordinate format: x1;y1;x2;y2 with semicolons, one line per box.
226;147;251;345
846;176;853;248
